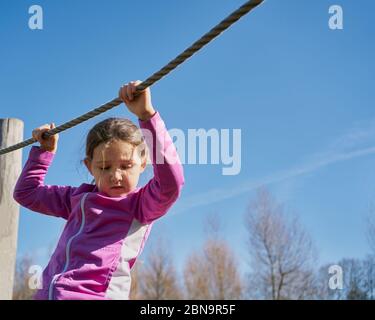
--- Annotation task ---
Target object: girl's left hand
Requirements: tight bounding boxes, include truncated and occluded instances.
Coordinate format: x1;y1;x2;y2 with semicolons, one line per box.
32;123;59;153
119;80;156;121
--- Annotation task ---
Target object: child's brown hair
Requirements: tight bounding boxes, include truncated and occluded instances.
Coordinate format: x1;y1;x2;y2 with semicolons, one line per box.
85;118;147;161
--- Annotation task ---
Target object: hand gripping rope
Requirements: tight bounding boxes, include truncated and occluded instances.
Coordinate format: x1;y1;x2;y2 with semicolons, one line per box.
0;0;264;156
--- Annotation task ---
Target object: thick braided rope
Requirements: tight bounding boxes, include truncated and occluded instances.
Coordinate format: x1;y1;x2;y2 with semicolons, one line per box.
0;0;264;156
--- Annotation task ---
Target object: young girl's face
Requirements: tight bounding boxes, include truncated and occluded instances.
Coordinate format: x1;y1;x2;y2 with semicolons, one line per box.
84;139;146;197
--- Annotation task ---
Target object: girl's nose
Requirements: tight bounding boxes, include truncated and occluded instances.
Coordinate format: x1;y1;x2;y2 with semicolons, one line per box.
111;169;123;183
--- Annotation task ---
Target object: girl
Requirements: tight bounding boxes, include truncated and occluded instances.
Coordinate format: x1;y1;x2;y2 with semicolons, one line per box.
13;80;184;300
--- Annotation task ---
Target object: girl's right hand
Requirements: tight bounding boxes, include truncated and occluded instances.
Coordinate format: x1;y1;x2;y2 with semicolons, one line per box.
119;80;155;121
32;123;59;153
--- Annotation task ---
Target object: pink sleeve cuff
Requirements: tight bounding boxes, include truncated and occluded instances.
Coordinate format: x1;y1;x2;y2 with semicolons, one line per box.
29;146;55;165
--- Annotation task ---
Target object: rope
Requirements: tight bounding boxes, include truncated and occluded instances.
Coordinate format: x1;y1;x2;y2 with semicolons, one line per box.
0;0;264;156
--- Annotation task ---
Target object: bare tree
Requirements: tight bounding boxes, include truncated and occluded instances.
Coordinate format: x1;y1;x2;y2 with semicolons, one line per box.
315;263;337;300
366;207;375;254
314;206;375;300
12;254;35;300
245;188;317;300
363;206;375;299
138;238;182;300
331;258;368;300
342;258;370;300
184;214;243;300
363;255;375;300
129;261;143;300
184;251;210;299
316;256;375;300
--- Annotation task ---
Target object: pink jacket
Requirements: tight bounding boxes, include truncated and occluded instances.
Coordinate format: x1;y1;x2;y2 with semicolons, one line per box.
13;112;184;300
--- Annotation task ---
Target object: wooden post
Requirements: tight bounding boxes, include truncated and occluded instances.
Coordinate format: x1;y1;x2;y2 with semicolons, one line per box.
0;118;23;300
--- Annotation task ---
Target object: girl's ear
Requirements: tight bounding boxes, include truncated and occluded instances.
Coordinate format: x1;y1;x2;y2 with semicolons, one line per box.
84;158;93;175
140;158;147;173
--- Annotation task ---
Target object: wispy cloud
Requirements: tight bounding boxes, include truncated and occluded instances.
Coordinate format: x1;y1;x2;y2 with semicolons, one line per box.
173;121;375;214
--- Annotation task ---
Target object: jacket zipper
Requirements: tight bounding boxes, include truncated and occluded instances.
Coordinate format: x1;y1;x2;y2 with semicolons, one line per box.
48;193;88;300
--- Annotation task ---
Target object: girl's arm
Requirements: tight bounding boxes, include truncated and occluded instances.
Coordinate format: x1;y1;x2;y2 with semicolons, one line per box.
133;112;184;224
13;147;76;220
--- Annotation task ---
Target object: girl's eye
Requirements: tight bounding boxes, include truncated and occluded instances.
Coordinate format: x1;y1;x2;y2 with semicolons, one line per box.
121;165;133;170
98;165;133;170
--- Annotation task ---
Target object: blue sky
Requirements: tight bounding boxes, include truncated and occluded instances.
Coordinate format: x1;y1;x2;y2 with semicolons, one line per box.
1;0;375;275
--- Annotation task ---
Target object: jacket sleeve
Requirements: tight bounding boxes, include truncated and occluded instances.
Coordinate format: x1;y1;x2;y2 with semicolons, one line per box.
133;112;184;224
13;146;76;220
